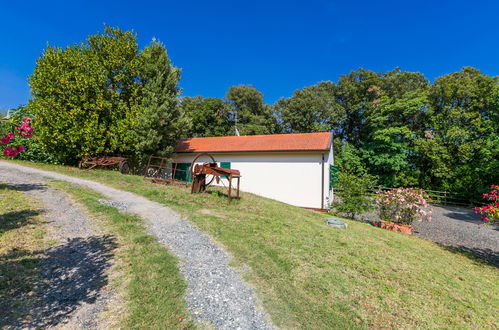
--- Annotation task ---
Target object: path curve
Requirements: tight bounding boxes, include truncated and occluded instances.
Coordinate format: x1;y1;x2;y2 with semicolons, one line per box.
0;166;116;329
0;161;273;330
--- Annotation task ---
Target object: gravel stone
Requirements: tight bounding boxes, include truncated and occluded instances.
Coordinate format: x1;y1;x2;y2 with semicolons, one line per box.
0;167;116;329
412;205;499;265
357;204;498;266
0;162;274;330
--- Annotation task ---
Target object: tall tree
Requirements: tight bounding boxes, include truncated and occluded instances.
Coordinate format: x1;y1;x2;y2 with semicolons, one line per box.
133;40;181;158
274;81;344;133
179;96;231;137
336;68;383;146
415;67;499;198
225;85;276;135
29;26;143;164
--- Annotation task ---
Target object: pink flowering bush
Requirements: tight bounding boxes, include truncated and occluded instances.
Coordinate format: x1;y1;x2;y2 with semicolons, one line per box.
0;117;32;157
474;185;499;225
376;188;432;225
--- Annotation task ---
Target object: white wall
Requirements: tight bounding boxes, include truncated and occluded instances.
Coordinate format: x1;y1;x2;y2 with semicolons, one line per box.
174;152;330;209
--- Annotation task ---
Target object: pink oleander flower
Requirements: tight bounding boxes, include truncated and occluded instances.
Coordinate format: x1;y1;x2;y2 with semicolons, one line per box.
1;136;11;145
16;145;25;153
3;147;18;157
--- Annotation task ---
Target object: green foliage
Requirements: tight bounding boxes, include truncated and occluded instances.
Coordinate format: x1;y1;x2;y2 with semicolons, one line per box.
415;67;499;199
275;81;344;132
333;172;376;219
333;142;376;219
29;26;143;164
1;105;57;163
179;96;231;137
133;40;181;159
225;85;276;135
29;26;182;164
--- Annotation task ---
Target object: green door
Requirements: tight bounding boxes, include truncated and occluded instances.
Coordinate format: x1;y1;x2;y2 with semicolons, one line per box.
174;163;192;182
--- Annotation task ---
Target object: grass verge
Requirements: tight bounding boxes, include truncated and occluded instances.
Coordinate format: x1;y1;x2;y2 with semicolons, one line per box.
47;180;193;329
0;183;48;325
8;160;499;329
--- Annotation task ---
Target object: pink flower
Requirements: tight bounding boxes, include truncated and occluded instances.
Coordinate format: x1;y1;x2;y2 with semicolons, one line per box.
7;132;14;138
3;147;18;157
1;136;11;145
16;145;25;153
23;117;31;122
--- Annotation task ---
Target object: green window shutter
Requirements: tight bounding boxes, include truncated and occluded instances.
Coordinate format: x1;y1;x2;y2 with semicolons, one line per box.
220;162;231;178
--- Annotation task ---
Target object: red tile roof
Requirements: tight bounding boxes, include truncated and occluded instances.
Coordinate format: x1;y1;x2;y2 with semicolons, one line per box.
174;132;332;153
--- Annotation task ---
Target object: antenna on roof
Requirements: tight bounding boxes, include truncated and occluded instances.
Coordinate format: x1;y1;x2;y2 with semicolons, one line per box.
232;104;240;136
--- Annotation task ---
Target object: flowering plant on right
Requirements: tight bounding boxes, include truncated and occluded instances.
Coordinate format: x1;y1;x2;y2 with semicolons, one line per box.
376;188;432;225
474;185;499;225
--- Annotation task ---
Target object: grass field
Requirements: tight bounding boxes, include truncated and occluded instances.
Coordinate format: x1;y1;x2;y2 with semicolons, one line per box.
7;160;499;329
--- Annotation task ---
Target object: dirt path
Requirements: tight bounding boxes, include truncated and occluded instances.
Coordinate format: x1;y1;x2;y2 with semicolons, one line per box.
0;161;273;330
0;167;116;329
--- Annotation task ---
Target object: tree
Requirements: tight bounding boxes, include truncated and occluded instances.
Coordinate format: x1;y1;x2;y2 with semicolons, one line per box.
275;81;344;133
336;68;383;146
133;40;181;158
179;96;231;137
415;67;499;199
225;85;276;135
29;26;144;164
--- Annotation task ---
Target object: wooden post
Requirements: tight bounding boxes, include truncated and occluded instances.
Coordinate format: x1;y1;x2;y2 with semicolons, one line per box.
228;174;232;200
236;176;240;199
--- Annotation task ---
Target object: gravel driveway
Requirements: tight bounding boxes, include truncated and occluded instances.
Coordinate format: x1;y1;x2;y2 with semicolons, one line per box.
0;161;273;330
413;205;499;266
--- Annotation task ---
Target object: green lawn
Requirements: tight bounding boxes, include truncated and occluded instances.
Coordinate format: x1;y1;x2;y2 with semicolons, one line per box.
8;160;499;329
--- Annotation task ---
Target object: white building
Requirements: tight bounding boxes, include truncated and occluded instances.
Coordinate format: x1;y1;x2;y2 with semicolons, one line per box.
173;132;334;210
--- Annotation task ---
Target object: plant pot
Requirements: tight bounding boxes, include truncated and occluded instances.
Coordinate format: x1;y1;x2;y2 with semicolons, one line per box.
380;220;413;235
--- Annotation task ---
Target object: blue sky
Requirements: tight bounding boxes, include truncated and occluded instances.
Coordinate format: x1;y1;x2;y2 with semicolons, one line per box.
1;0;498;112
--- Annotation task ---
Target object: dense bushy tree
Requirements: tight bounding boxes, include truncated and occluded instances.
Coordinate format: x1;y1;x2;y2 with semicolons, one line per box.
133;40;181;158
29;27;182;164
29;26;143;164
179;96;231;137
275;81;344;133
415;67;499;198
225;85;276;135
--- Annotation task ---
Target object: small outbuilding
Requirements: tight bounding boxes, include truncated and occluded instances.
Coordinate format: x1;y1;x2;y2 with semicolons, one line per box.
173;132;334;210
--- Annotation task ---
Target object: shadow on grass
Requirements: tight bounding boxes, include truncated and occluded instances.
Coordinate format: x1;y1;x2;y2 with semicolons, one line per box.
0;235;117;328
0;209;45;234
439;243;498;267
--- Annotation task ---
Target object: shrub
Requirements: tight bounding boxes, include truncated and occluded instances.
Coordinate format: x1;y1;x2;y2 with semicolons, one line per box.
376;188;432;225
474;185;499;225
332;172;376;219
0;115;32;157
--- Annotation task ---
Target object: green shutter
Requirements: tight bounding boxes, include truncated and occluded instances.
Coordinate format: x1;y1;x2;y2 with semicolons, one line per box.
220;162;231;178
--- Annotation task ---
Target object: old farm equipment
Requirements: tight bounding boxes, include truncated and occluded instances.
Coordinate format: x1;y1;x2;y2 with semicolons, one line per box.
143;156;189;186
143;153;241;199
78;156;130;174
190;153;241;200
